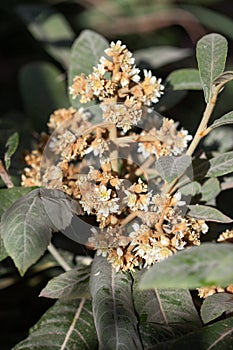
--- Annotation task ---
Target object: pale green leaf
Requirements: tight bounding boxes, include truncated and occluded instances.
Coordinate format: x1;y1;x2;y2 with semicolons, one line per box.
203;127;233;153
187;205;232;223
140;243;233;290
134;47;191;68
132;271;201;347
210;111;233;130
196;33;228;102
90;255;143;349
179;181;202;197
13;299;97;349
200;178;221;203
40;266;91;299
194;151;233;178
19;62;69;131
201;293;233;324
4;132;19;170
68;29;109;109
155;155;192;184
171;317;233;350
166;68;202;90
0;189;53;275
206;151;233;177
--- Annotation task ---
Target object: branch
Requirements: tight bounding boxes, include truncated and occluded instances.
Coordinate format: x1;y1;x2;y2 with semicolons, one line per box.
0;160;14;188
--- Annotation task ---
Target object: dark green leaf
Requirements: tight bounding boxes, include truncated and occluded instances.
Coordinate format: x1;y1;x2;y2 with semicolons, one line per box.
0;189;53;275
40;188;87;245
13;299;97;350
19;62;69;131
156;90;187;113
134;47;191;68
166;69;202;90
90;255;143;349
68;29;109;109
40;266;91;299
0;187;37;262
0;236;7;262
187;205;232;223
132;271;201;347
155;155;192;184
201;293;233;324
4;132;19;170
17;5;74;67
183;5;233;42
140;243;233;289
171;317;233;350
0;187;36;218
196;33;228;102
210;111;233;130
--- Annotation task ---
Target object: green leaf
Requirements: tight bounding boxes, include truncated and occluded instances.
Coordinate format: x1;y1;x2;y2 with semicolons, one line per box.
0;187;36;218
19;62;69;131
132;271;201;347
166;68;202;90
40;266;91;300
90;255;143;349
203;127;233;153
206;151;233;177
155;155;192;184
201;293;233;324
68;29;109;109
196;33;228;102
17;5;74;68
140;243;233;290
194;151;233;178
0;189;53;275
187;205;232;223
4;132;19;170
13;299;98;350
200;178;221;203
210;111;233;130
179;181;202;197
0;187;36;262
171;317;233;350
0;236;8;262
134;46;191;68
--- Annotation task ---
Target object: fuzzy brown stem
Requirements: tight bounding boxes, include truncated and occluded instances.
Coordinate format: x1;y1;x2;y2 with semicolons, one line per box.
0;160;14;188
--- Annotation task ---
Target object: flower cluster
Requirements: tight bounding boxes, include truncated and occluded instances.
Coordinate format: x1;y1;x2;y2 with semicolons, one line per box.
87;188;208;271
70;40;164;132
21;40;209;272
137;118;192;159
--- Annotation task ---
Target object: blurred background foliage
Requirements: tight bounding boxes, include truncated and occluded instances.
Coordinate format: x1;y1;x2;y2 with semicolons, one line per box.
0;0;233;348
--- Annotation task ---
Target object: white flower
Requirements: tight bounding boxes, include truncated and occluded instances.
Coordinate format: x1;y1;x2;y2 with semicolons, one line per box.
95;185;111;202
201;223;209;234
